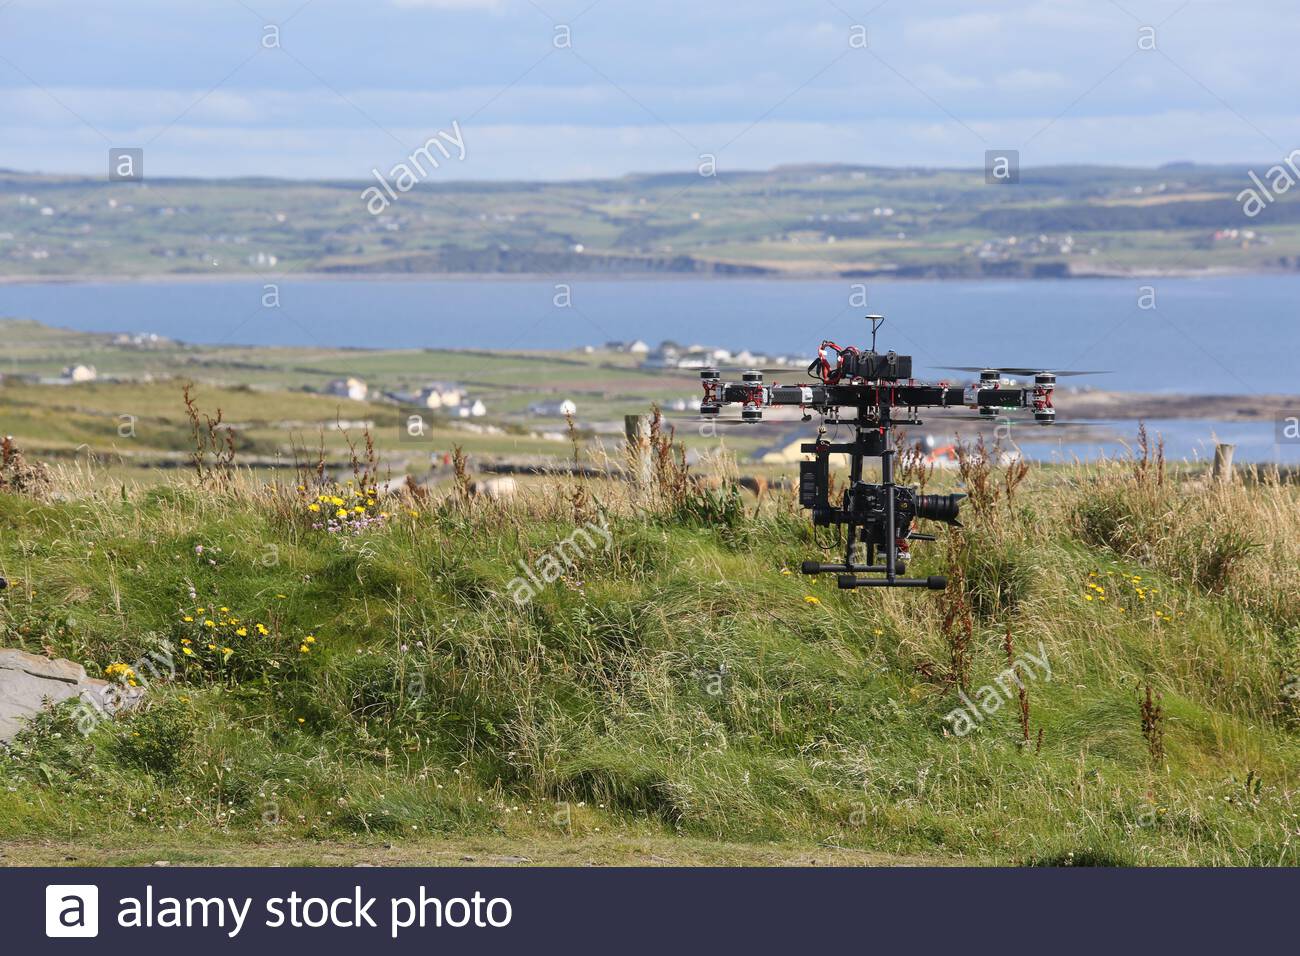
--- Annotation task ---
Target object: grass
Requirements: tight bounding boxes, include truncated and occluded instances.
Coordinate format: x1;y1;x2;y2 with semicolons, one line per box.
1;431;1298;867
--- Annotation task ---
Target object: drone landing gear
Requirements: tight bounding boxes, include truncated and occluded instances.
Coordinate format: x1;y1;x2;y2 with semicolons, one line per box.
798;409;957;592
837;574;948;590
800;561;946;589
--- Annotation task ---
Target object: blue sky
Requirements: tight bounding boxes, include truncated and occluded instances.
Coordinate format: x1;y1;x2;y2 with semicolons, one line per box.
0;0;1294;179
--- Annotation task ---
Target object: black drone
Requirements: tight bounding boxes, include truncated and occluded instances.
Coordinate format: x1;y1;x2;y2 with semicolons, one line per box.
693;316;1102;591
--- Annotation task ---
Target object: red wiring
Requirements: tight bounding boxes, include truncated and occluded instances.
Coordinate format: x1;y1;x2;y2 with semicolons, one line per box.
816;340;860;385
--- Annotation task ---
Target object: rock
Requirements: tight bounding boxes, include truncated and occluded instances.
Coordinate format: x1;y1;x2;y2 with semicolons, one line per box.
0;648;144;742
469;476;518;500
376;475;409;495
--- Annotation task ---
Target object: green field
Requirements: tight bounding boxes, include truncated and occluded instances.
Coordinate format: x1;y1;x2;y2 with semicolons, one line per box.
1;428;1297;866
0;318;781;482
6;163;1300;280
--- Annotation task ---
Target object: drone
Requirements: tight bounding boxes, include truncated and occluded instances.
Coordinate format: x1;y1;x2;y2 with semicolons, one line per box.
691;316;1102;592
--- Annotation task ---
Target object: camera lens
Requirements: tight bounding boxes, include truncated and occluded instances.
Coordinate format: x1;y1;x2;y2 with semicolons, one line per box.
914;493;963;524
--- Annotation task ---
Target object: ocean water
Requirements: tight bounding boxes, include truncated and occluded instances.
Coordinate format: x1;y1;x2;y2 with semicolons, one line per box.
3;273;1297;461
1007;418;1296;466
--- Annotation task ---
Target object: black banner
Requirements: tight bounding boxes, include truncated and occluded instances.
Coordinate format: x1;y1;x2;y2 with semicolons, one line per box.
6;867;1294;953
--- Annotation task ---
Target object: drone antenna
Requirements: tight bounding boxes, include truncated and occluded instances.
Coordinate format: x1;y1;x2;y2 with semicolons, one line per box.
868;314;884;352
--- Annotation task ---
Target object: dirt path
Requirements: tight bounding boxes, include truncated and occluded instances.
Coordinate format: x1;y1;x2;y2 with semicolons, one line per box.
0;834;971;867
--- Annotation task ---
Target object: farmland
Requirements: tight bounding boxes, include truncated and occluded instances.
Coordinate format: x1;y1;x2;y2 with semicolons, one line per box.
6;163;1300;282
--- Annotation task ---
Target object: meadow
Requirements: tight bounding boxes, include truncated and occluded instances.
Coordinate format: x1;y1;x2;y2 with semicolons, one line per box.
1;421;1298;867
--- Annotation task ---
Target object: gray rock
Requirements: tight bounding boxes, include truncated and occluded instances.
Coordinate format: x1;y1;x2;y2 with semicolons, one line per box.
469;476;518;500
0;648;143;742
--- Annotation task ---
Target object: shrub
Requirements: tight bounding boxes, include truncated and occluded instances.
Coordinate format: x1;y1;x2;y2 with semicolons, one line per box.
111;699;194;778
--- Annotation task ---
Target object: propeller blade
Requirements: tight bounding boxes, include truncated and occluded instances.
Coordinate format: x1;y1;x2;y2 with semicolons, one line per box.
915;412;1009;421
1000;368;1109;378
911;413;1116;429
936;365;1108;377
1042;420;1117;427
664;417;761;426
656;366;814;378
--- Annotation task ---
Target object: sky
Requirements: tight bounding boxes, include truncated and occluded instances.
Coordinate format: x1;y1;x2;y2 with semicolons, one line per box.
0;0;1296;180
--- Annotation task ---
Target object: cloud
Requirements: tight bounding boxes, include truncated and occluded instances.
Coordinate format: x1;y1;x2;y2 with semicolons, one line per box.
995;69;1068;93
390;0;502;8
903;12;1003;47
1;0;1296;177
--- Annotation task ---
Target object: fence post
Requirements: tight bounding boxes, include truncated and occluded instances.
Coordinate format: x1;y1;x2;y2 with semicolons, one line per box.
625;414;652;488
1212;442;1235;484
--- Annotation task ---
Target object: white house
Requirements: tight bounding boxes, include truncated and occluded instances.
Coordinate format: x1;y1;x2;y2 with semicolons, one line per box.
453;400;488;418
60;363;97;383
643;344;682;368
528;399;577;417
325;377;368;402
627;340;650;354
417;382;465;409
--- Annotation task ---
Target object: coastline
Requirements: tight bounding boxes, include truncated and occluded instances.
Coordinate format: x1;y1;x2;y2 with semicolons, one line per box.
0;265;1267;286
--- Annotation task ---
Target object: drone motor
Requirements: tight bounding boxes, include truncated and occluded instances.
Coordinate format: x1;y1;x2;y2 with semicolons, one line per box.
1033;372;1056;424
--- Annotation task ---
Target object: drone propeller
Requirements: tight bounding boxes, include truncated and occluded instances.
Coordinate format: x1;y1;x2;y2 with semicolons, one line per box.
656;366;814;378
664;417;762;426
916;413;1115;428
938;366;1108;377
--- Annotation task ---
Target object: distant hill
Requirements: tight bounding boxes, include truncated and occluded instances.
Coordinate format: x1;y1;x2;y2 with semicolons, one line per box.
3;162;1298;280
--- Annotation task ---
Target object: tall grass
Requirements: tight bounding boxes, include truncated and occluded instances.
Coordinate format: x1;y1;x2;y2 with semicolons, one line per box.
1;435;1298;864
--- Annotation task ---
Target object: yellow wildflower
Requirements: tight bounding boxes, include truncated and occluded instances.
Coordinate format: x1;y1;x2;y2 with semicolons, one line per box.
235;627;248;637
804;595;821;605
308;503;320;513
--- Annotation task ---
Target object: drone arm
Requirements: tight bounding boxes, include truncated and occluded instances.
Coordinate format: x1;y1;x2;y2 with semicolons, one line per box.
714;382;1032;410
